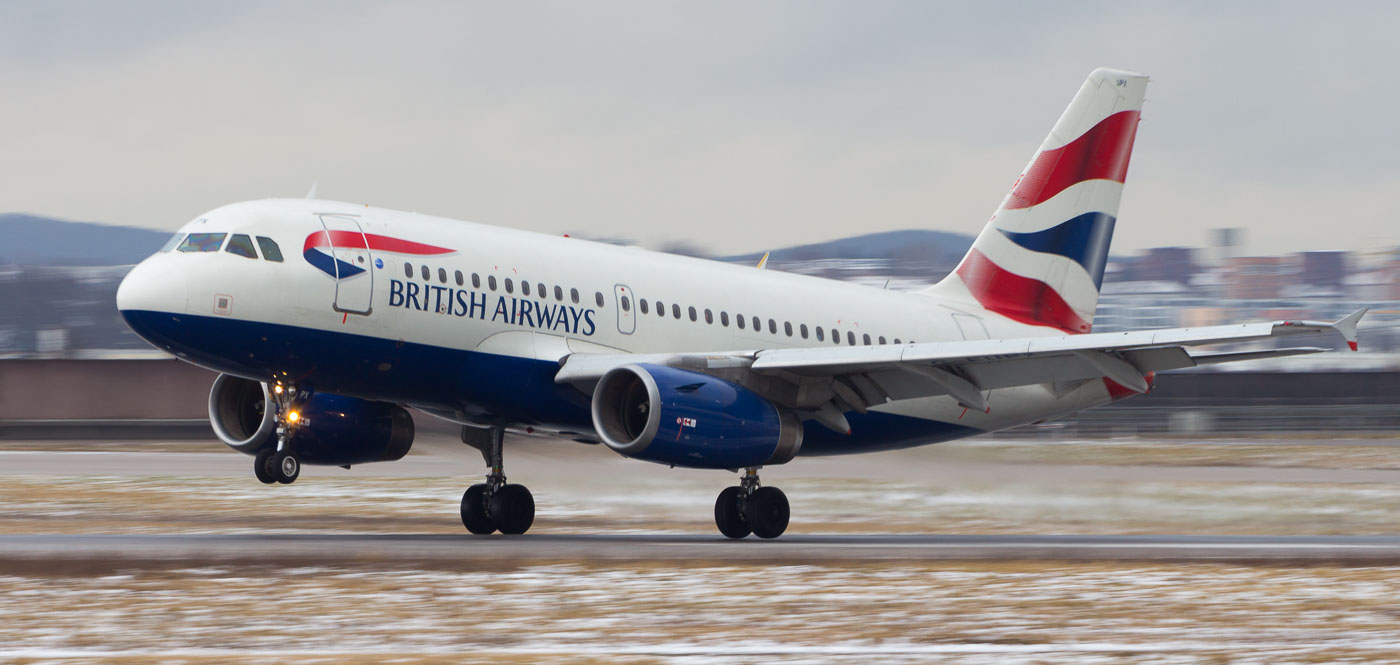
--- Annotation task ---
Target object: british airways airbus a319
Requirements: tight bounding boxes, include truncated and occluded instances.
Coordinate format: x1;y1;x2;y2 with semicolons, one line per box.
117;68;1364;539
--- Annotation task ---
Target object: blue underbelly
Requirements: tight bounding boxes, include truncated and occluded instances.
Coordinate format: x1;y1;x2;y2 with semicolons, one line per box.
119;309;983;456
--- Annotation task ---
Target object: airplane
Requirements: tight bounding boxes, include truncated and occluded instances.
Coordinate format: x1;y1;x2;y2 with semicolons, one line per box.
116;67;1365;539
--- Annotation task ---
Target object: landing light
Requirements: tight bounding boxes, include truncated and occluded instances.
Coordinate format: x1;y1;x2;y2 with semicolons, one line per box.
287;410;300;423
273;384;284;395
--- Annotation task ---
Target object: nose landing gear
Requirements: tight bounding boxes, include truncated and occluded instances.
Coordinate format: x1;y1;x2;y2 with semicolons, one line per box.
460;425;535;535
253;382;302;485
715;467;789;539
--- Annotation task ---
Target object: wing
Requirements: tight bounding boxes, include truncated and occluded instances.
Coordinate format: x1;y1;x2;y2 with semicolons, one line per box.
555;309;1367;430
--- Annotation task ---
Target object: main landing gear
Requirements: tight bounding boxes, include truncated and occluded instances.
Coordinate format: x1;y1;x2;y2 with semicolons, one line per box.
714;467;789;539
459;425;535;535
254;382;301;485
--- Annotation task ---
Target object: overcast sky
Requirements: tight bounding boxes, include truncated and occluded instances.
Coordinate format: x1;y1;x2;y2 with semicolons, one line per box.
2;1;1397;257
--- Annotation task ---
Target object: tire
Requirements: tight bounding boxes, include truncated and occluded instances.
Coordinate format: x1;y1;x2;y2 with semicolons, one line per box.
272;450;300;484
460;484;495;535
714;486;750;539
253;449;277;484
745;486;789;539
491;484;535;535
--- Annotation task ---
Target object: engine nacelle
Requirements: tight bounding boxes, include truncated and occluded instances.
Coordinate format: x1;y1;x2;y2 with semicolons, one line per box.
590;364;803;469
207;374;415;466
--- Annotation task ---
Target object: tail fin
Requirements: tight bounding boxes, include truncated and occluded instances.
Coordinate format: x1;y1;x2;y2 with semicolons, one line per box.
925;67;1148;334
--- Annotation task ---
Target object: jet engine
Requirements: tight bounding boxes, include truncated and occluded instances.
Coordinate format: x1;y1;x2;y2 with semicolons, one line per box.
590;364;803;469
207;374;415;466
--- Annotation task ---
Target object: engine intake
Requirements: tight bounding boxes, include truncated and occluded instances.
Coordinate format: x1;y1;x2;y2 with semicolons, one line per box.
591;364;802;469
208;374;415;466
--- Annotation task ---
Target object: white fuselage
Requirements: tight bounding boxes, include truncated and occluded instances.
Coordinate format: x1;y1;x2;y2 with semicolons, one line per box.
117;198;1119;456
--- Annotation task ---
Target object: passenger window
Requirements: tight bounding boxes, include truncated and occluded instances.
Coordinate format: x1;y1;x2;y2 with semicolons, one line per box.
177;233;226;252
640;299;649;315
159;233;185;253
737;314;746;330
596;292;605;307
816;326;825;341
720;312;729;327
421;265;430;281
505;278;514;293
256;237;284;262
571;288;580;304
768;319;777;334
878;336;887;345
800;324;809;339
489;276;497;291
554;285;563;301
455;271;464;286
537;283;546;299
672;304;681;319
225;234;258;259
863;333;871;345
438;268;448;284
522;281;531;296
894;338;902;345
784;322;792;336
473;273;481;288
848;331;856;345
704;309;713;324
832;329;841;345
752;316;760;331
688;306;697;322
404;263;413;278
621;296;631;312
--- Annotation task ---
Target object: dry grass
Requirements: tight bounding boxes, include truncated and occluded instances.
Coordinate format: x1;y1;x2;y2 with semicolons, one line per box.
1;471;1399;537
937;439;1400;470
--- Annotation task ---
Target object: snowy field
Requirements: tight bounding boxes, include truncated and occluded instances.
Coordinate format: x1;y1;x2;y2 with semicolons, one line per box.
4;563;1400;664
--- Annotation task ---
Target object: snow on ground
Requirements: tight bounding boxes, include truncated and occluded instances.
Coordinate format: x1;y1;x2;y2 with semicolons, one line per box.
3;563;1400;663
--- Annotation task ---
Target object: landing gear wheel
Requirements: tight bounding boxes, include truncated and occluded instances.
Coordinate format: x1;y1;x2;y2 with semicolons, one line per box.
253;449;277;485
460;484;495;535
272;450;300;484
714;486;751;539
491;484;535;535
745;486;789;539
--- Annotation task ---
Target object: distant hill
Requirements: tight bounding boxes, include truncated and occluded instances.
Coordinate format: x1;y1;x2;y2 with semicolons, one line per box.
723;229;974;266
0;214;170;265
0;213;973;270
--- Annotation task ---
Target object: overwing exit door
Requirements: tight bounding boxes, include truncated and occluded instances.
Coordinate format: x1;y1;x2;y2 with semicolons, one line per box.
318;214;374;315
614;284;635;335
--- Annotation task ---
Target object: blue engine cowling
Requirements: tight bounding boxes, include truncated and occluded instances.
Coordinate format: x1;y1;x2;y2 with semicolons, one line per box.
208;374;414;466
590;364;803;469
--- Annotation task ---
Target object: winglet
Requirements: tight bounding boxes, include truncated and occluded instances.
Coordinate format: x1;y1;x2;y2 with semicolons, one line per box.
756;252;770;270
305;181;319;199
1335;307;1368;351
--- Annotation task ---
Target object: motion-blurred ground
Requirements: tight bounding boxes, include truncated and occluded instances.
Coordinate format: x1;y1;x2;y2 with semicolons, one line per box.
3;434;1400;663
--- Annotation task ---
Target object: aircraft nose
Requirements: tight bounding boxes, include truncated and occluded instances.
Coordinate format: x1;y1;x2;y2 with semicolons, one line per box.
117;256;188;320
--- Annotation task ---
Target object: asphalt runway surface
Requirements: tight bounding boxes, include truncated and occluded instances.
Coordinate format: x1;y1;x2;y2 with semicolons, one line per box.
4;533;1400;566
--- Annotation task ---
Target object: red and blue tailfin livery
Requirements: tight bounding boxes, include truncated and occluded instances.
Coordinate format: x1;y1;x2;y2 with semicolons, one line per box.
927;68;1146;334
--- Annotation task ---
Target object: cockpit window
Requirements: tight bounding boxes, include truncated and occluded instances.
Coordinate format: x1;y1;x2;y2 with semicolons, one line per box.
159;233;185;253
177;233;227;252
225;234;258;259
256;236;284;262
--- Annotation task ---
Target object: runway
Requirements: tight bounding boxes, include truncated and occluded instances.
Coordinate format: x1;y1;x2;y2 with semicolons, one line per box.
4;533;1400;566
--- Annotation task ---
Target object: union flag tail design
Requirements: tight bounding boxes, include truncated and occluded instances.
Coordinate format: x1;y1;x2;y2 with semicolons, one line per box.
926;67;1148;334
